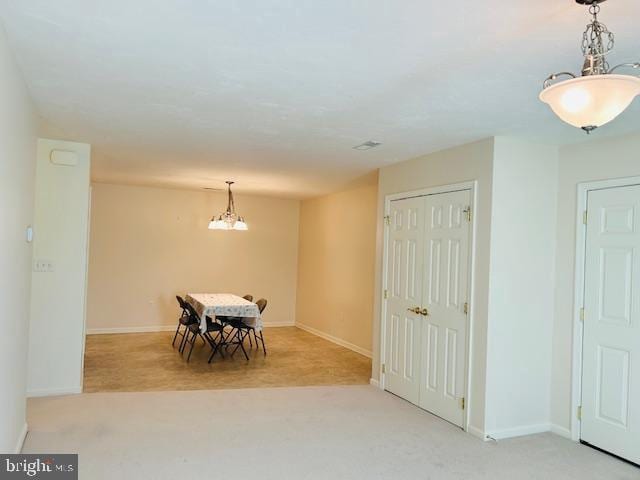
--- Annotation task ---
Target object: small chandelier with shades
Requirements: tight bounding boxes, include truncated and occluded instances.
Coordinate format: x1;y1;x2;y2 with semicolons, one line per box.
539;0;640;133
208;181;248;231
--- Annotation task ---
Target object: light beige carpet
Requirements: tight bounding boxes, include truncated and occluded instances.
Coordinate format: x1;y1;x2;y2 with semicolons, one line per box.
24;386;638;479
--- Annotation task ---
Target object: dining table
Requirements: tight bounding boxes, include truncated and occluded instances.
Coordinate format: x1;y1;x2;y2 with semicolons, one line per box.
185;293;262;333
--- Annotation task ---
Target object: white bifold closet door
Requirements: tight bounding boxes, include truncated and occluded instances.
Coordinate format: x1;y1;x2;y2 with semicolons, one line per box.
581;184;640;465
385;189;470;427
384;196;425;404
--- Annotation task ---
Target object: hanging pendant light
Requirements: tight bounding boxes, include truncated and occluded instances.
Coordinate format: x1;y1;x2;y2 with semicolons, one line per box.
208;181;248;231
539;0;640;133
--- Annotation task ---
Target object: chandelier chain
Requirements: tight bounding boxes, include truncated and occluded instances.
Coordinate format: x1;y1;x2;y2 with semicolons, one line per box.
581;8;614;59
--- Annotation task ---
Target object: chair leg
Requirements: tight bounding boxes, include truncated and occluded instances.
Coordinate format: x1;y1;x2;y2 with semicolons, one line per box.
178;330;187;353
179;326;192;353
258;330;266;355
221;328;232;349
171;324;182;347
216;331;226;358
186;332;197;362
247;330;253;348
207;331;224;363
238;330;249;360
230;329;250;360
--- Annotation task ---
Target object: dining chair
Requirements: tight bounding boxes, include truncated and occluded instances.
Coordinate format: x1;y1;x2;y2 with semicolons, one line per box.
252;298;268;355
172;295;194;349
213;294;254;359
231;298;267;356
241;294;253;347
182;303;225;362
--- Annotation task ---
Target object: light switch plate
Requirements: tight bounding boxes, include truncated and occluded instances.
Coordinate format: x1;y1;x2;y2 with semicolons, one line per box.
33;259;55;272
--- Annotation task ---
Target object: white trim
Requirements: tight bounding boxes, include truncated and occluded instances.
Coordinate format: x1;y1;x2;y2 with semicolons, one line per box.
550;423;572;439
467;424;488;441
87;321;296;335
370;378;381;388
295;323;372;358
14;423;28;454
571;175;640;442
27;386;82;398
86;325;176;335
486;423;550;440
79;185;92;394
379;181;477;434
384;180;476;203
262;321;296;327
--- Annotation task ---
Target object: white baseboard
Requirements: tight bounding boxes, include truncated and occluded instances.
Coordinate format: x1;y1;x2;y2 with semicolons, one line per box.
467;424;488;441
487;423;551;440
87;321;295;335
263;321;296;327
295;323;372;358
27;386;82;398
370;378;381;389
14;423;28;454
87;325;175;334
550;423;572;439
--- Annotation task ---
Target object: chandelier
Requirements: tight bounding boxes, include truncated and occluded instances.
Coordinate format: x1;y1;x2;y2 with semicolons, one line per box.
539;0;640;133
208;181;248;231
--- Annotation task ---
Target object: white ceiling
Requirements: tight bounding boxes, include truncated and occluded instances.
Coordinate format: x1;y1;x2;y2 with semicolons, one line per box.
1;0;639;198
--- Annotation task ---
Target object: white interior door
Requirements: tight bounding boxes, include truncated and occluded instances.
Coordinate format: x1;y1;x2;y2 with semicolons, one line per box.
581;184;640;464
384;196;424;404
418;190;470;427
384;189;471;427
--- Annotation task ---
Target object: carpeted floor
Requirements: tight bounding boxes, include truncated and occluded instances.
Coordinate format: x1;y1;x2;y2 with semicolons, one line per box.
83;327;372;392
24;386;638;479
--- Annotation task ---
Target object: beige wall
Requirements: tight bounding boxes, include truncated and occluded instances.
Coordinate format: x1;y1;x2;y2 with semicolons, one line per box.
551;131;640;433
296;172;378;356
0;23;38;452
374;138;494;434
87;183;300;331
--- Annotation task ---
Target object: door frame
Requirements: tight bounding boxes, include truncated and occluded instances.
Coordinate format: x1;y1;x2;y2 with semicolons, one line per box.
379;180;478;432
570;175;640;442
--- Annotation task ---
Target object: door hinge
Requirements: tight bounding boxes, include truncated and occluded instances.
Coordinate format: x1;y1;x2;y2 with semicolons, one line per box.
463;302;469;315
384;215;391;226
460;397;465;410
381;363;386;374
583;210;588;225
464;206;472;222
580;307;585;321
577;405;582;420
383;289;389;299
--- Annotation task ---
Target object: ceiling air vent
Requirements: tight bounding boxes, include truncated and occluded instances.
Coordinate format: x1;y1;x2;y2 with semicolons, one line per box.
353;141;382;151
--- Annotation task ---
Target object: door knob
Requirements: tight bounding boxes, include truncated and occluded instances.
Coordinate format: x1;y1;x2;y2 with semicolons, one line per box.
407;307;420;314
419;308;429;316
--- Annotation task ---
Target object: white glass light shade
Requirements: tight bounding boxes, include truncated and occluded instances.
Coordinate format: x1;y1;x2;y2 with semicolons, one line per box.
208;217;227;230
540;74;640;129
234;218;248;231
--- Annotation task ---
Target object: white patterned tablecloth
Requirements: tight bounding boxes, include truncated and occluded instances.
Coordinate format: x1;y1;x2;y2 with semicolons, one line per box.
185;293;262;333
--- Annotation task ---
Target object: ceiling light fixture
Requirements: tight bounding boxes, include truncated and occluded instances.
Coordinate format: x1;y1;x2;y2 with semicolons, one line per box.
208;181;248;231
539;0;640;133
353;141;382;151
